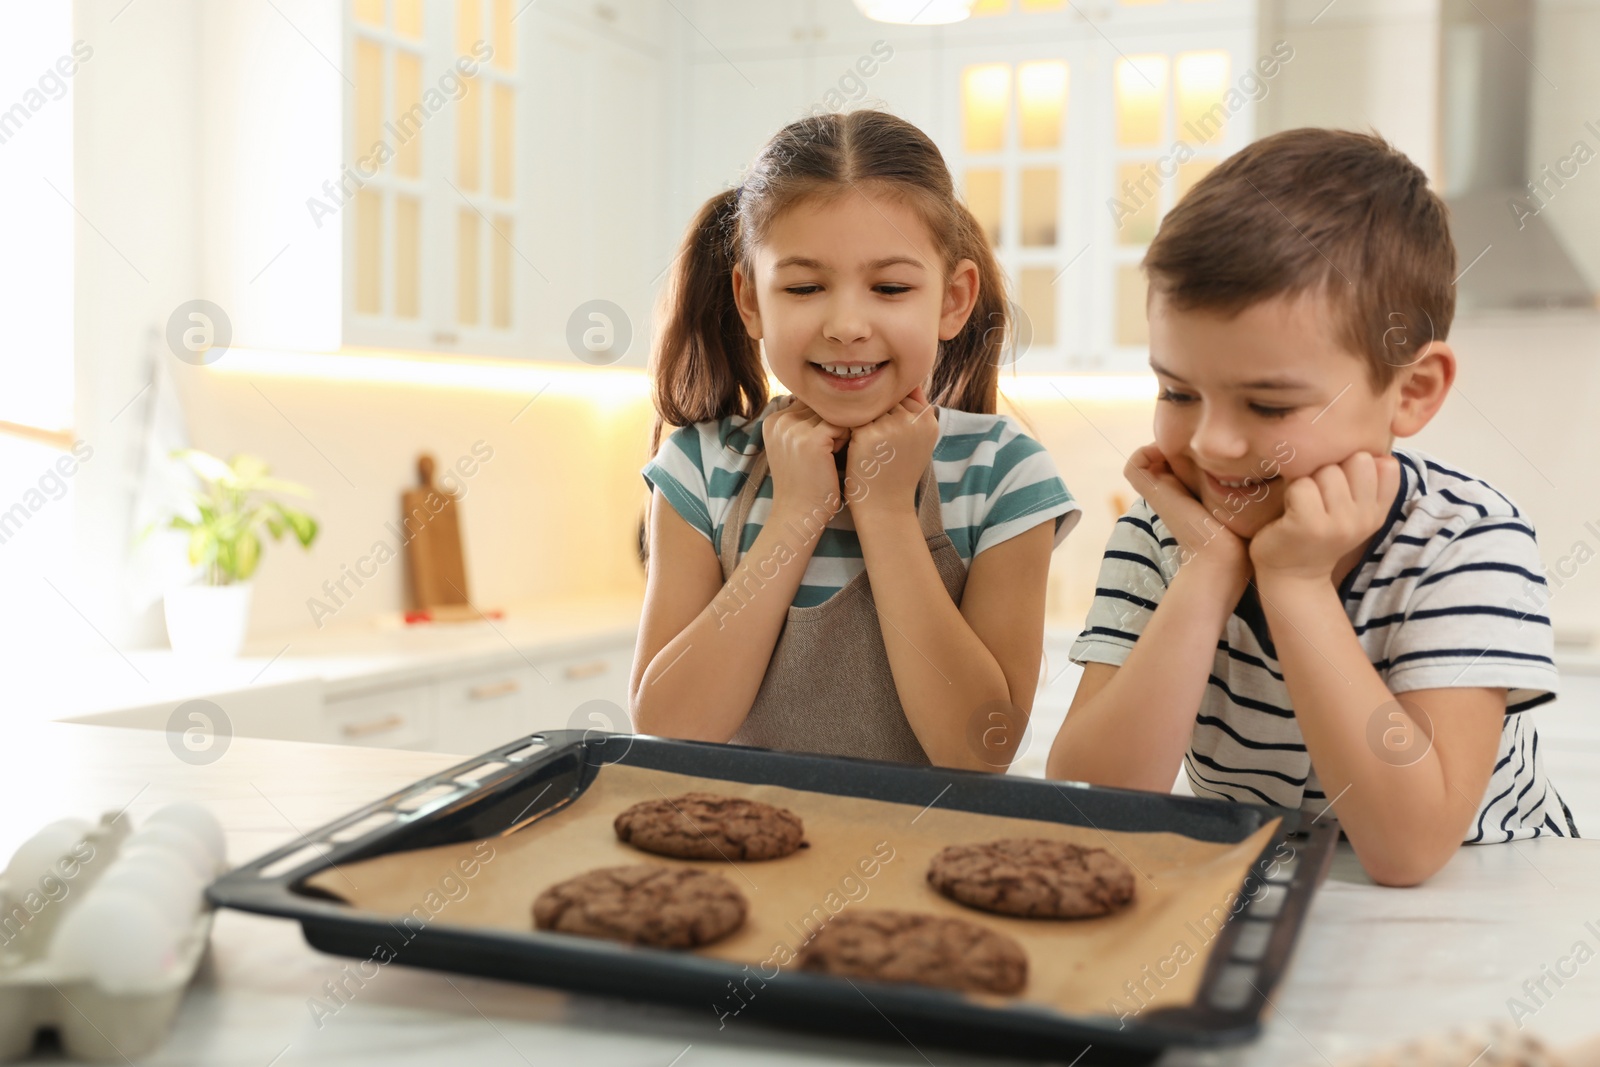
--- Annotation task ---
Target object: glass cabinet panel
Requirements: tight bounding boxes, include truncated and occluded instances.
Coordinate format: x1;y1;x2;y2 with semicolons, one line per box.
1019;166;1058;247
1115;55;1167;146
1017;61;1066;150
457;208;480;325
962;63;1010;155
965;168;1003;247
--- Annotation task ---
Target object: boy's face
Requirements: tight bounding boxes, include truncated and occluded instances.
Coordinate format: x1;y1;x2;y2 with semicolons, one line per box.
732;190;976;430
1148;288;1403;540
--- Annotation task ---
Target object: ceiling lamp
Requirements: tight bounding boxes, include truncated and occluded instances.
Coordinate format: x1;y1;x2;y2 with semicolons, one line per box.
851;0;976;25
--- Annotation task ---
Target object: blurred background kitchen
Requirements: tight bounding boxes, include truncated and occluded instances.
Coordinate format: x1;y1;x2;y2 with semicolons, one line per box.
3;0;1598;780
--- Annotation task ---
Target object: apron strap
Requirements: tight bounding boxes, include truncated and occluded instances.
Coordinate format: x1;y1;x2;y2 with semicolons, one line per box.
718;449;769;576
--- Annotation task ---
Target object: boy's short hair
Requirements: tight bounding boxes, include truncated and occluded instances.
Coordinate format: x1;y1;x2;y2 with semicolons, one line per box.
1143;128;1456;390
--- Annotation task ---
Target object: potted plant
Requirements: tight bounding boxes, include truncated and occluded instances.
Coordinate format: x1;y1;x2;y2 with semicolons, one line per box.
159;450;318;656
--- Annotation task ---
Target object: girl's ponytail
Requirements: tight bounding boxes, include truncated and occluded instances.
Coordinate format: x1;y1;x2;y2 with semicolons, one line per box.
647;188;768;461
928;197;1008;416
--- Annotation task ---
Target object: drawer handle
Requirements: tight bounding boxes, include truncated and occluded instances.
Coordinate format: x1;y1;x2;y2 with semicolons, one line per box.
342;714;405;738
468;679;521;701
563;659;609;681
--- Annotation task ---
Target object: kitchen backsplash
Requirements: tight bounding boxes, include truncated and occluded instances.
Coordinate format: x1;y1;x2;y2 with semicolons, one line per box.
175;311;1600;647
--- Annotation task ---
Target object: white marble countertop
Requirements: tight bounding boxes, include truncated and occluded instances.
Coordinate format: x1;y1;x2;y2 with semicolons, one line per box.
5;720;1598;1067
17;592;645;727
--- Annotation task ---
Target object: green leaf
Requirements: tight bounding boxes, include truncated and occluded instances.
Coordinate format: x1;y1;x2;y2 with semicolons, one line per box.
254;477;312;497
187;526;216;568
271;502;319;547
229;454;269;484
176;449;235;486
160;448;319;580
235;532;261;581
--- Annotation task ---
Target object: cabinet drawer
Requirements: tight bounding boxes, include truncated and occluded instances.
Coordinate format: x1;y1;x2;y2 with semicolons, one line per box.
527;641;635;735
325;683;436;750
435;666;540;756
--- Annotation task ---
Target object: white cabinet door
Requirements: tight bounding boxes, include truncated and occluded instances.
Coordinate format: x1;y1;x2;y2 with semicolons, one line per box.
525;639;637;736
524;15;670;370
431;638;637;755
433;664;540;755
324;680;438;750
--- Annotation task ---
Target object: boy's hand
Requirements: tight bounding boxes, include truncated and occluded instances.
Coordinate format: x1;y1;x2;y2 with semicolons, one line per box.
764;397;851;527
1124;444;1251;581
845;385;939;518
1249;452;1401;583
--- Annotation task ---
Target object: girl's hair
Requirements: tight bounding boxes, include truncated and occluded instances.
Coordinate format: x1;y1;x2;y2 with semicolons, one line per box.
646;108;1012;462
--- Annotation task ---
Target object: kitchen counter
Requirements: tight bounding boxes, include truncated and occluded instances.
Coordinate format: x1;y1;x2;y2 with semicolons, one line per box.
17;593;644;728
5;720;1598;1067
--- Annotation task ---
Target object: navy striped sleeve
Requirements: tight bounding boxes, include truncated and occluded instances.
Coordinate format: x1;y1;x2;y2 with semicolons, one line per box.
1381;517;1559;706
1069;499;1175;668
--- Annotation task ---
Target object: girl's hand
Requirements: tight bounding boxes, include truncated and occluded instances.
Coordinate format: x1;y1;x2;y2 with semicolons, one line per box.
1250;451;1400;585
763;397;851;528
1124;443;1251;582
844;385;939;519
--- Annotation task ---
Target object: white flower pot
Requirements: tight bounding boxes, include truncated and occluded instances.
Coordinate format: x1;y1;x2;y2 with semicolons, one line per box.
164;583;254;656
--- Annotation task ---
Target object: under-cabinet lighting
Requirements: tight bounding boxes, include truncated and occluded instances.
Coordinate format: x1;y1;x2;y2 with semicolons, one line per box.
205;348;651;407
205;349;1154;407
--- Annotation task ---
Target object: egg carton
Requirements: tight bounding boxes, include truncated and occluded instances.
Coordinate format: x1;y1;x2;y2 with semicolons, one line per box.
0;812;217;1063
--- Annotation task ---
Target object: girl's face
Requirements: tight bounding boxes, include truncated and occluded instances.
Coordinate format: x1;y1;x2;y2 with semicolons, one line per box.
731;189;979;430
1148;288;1404;539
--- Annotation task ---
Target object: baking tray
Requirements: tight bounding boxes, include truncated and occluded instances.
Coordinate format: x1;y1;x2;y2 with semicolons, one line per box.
207;731;1337;1064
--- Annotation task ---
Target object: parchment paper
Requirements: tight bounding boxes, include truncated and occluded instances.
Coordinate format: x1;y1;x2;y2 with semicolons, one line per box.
305;764;1280;1017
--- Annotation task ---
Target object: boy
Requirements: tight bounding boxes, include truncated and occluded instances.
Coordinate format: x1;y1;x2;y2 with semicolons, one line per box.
1045;128;1574;886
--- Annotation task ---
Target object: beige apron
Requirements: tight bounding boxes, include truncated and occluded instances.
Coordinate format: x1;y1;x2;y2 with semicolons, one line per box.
716;447;969;764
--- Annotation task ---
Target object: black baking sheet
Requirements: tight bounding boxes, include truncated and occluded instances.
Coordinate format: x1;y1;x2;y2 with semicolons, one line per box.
207;731;1336;1064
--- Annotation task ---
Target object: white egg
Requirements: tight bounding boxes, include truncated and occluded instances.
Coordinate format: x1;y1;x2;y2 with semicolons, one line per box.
50;887;179;990
4;818;92;892
122;823;213;881
94;854;201;935
146;803;226;869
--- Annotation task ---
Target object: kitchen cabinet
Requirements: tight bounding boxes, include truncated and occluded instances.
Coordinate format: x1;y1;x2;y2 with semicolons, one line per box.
526;643;636;732
324;677;438;749
329;633;637;755
53;598;642;759
197;0;670;364
679;0;1258;375
430;663;540;755
424;641;636;755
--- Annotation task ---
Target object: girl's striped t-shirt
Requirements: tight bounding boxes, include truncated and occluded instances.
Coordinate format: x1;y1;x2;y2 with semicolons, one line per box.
1068;446;1576;843
642;395;1081;607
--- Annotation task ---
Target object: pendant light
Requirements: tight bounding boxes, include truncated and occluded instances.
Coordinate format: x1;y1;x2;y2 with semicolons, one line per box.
850;0;976;25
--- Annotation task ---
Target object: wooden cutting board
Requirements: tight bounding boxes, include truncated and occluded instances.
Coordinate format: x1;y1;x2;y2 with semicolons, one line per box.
402;454;471;614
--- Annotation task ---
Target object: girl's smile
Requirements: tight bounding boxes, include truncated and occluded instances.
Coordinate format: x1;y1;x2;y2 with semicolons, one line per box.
809;359;889;391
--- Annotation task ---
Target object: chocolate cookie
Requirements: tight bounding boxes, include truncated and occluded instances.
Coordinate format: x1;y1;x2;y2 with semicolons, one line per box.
927;838;1136;919
532;864;746;948
796;909;1027;995
614;792;805;861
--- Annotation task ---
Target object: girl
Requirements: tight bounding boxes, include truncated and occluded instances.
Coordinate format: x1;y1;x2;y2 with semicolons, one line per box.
629;110;1081;770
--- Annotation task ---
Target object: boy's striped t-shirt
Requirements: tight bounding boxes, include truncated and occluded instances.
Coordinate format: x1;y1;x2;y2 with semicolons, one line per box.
1068;446;1576;842
642;395;1081;607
